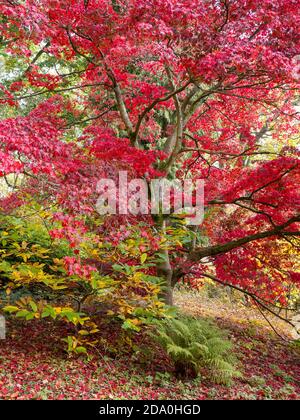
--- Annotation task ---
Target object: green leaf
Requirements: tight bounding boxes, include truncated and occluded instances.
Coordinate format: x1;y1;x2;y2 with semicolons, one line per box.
112;264;124;273
0;260;11;272
140;253;148;264
3;305;19;313
29;301;38;312
122;319;141;332
16;310;30;318
41;309;50;318
75;346;87;354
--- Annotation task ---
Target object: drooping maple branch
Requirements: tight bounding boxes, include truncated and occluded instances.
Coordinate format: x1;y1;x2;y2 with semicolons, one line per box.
200;272;296;329
189;215;300;261
253;301;289;342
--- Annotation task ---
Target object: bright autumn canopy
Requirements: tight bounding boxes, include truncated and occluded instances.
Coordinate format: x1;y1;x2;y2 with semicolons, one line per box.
0;0;299;306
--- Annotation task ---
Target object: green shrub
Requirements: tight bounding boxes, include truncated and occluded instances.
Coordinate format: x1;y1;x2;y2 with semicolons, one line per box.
0;213;166;355
151;315;241;385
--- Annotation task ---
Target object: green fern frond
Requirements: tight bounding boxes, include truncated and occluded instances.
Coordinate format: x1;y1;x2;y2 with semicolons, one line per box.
151;315;241;383
167;344;194;362
189;342;209;358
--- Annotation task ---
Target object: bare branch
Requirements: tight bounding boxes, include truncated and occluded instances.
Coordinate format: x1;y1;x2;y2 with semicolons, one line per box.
201;272;296;329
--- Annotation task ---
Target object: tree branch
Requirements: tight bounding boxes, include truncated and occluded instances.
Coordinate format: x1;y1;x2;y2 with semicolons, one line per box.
190;215;300;260
201;272;296;329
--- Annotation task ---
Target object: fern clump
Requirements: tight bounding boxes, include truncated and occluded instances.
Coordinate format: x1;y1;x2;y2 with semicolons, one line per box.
151;315;241;384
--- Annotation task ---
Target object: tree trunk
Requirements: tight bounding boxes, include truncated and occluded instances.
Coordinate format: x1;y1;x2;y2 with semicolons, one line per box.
157;247;173;305
155;219;174;305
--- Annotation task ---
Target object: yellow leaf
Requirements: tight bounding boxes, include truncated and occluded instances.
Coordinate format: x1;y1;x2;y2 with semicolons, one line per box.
140;253;148;264
78;330;90;336
90;329;100;334
107;310;115;316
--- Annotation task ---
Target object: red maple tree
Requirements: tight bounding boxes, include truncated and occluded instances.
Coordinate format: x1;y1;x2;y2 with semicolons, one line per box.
0;0;299;306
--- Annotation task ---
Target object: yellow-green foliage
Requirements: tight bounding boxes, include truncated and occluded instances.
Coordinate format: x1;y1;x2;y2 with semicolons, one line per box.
0;213;167;355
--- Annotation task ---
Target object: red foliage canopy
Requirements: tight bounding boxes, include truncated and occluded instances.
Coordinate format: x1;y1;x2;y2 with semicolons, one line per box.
0;0;299;303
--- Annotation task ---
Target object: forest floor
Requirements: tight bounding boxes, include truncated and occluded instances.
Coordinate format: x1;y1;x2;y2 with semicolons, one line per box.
0;290;299;400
